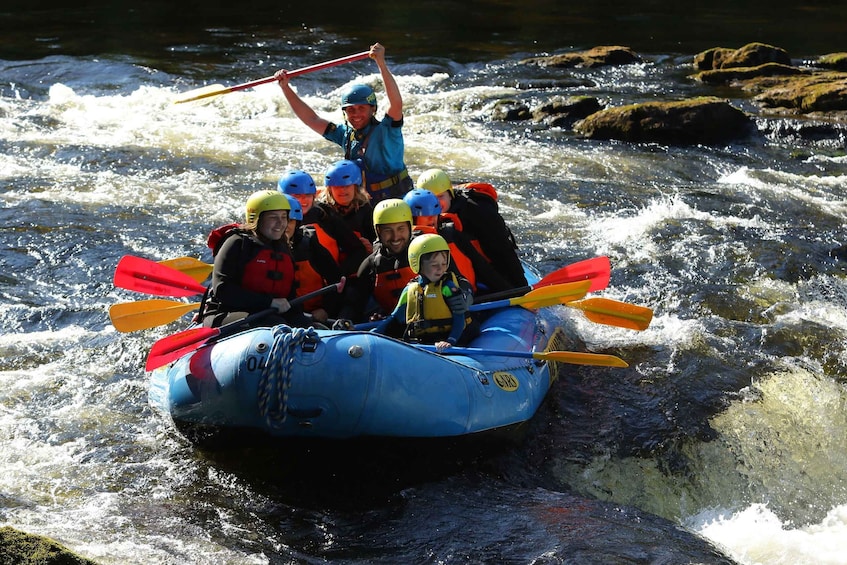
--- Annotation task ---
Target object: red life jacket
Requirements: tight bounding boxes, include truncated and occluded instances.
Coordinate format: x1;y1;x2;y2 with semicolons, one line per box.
207;222;240;255
240;247;295;298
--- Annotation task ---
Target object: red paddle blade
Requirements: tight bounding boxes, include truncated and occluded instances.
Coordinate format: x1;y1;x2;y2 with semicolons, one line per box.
536;256;611;293
145;326;219;371
114;255;207;297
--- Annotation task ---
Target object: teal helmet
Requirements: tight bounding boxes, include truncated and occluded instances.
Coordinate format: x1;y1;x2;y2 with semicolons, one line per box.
341;84;377;108
283;194;303;221
277;170;316;195
325;159;363;187
403;188;442;217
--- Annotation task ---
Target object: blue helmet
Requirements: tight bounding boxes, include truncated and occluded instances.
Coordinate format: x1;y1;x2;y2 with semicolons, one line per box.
325;159;363;187
403;188;442;217
283;194;303;221
341;84;377;108
277;170;316;195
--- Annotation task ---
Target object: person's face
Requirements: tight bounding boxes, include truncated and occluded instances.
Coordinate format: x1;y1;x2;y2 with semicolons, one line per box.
376;221;411;255
436;191;452;213
343;104;374;130
329;184;356;207
420;252;449;281
284;218;298;239
293;193;315;215
258;210;289;241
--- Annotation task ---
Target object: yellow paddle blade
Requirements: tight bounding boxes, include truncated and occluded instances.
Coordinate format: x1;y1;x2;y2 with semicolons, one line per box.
109;300;199;333
512;280;591;309
567;298;653;331
158;257;212;284
173;84;229;104
537;350;629;368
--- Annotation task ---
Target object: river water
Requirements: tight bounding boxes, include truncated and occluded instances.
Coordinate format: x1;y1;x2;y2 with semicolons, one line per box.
2;2;847;564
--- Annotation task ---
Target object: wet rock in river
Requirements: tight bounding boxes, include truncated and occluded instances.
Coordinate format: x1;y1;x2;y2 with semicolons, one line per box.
0;526;97;564
693;62;806;85
491;99;532;121
692;43;847;118
816;52;847;71
531;95;603;128
520;45;642;68
693;42;791;71
573;97;755;144
751;71;847;116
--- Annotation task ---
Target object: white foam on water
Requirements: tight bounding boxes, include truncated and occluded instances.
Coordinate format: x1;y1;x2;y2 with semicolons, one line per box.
691;503;847;565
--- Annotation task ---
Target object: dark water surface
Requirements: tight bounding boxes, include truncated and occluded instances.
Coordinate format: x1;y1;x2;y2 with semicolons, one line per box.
2;1;847;563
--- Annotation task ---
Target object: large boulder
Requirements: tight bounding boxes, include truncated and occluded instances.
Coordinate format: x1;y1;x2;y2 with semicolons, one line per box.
521;46;642;69
573;97;754;144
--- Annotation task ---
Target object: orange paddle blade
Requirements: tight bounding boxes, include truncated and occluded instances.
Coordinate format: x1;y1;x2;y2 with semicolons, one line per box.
109;300;199;333
567;298;653;331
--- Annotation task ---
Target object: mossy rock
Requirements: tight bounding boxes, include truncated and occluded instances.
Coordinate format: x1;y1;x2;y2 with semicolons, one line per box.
0;527;97;565
573;97;754;144
693;62;806;85
532;95;603;126
521;46;642;69
753;72;847;113
817;53;847;71
693;42;791;71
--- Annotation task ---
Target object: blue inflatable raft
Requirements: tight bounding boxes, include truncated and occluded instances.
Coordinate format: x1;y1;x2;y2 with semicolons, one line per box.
147;298;568;447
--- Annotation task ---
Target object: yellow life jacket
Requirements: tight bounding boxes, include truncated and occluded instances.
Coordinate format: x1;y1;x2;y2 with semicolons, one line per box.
405;272;469;340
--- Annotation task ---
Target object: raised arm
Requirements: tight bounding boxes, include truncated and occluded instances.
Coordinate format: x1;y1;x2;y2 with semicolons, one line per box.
370;43;403;121
274;69;331;135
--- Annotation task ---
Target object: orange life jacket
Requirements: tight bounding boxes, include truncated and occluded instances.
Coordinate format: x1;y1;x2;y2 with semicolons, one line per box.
291;228;326;311
372;258;416;313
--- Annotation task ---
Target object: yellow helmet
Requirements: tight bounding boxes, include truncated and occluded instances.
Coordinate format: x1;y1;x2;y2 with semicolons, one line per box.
408;233;451;274
245;190;290;227
372;198;412;227
417;168;453;196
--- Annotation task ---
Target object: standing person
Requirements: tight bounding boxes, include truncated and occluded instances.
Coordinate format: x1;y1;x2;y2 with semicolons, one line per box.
373;234;476;352
201;190;308;329
417;168;528;288
274;43;413;203
321;159;376;253
282;194;345;325
277;169;368;278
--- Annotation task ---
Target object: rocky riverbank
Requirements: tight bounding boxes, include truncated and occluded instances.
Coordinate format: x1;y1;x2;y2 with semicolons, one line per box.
499;42;847;146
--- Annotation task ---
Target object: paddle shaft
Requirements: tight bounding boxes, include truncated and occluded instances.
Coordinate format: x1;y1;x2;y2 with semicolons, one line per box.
145;279;345;371
416;345;628;368
174;51;371;103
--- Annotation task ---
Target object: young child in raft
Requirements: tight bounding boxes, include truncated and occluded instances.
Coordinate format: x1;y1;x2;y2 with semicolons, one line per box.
373;233;478;351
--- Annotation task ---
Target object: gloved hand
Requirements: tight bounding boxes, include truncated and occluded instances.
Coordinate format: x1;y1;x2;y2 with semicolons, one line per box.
445;289;471;314
331;319;355;331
